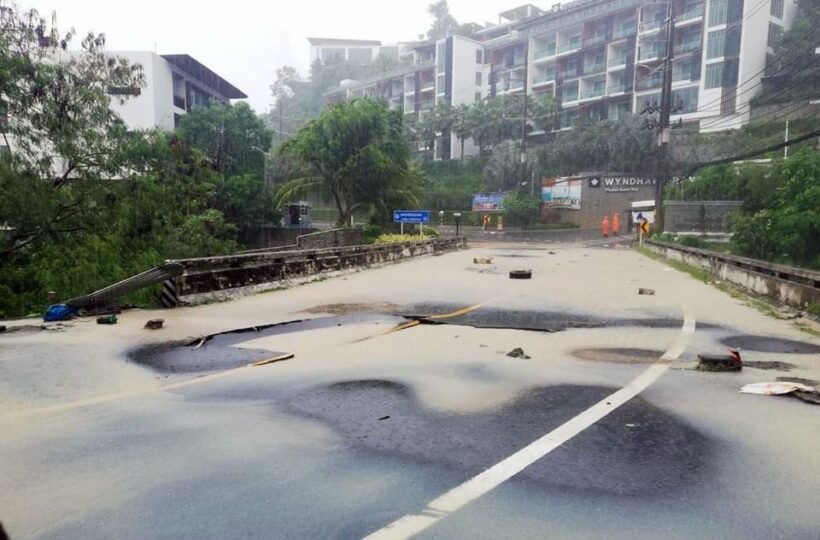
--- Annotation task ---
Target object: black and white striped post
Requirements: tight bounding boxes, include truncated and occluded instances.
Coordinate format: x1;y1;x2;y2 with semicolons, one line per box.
159;278;179;308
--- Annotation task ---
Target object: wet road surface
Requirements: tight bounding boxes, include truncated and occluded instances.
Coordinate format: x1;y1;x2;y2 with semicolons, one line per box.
1;242;819;539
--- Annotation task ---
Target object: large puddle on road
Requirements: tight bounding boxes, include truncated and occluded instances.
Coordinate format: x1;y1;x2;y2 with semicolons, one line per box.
285;379;715;497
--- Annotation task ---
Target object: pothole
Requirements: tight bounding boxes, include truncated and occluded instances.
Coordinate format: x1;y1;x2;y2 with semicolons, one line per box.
720;335;820;354
571;348;664;364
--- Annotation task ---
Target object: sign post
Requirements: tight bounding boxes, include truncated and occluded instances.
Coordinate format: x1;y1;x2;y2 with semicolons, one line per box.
639;218;650;246
393;211;431;238
453;212;462;236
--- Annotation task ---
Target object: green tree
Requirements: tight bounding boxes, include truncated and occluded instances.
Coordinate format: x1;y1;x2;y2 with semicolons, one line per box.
502;191;541;227
275;99;421;226
0;3;144;256
176;102;272;177
452;104;473;160
730;149;820;268
426;0;459;40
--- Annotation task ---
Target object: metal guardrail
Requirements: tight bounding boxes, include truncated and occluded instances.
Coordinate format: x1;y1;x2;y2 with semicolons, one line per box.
646;240;820;290
63;262;184;310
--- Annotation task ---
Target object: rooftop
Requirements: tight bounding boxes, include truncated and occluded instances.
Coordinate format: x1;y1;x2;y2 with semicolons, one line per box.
307;37;382;46
161;54;247;99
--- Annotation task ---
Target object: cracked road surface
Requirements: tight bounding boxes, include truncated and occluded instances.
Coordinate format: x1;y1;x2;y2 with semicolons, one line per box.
1;242;819;539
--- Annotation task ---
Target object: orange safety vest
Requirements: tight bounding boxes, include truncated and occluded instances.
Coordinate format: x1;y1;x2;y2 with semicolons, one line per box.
601;217;610;235
612;213;620;232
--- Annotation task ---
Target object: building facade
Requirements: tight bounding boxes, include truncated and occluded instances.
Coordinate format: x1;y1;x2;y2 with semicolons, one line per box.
108;52;247;131
322;0;798;159
308;37;401;64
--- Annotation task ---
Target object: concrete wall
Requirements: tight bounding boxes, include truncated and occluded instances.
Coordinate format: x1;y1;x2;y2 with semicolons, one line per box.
542;174;657;229
174;237;467;305
108;51;161;130
664;201;742;233
645;240;820;308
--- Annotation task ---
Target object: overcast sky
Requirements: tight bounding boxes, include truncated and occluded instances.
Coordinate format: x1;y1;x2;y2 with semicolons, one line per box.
22;0;516;114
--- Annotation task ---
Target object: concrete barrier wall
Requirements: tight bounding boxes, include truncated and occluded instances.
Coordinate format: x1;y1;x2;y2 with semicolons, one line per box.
171;237;466;305
645;240;820;309
664;201;742;234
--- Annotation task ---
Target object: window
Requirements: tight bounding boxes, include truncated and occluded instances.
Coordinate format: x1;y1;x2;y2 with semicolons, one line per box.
672;86;699;113
320;47;345;62
475;72;482;86
704;58;739;88
562;81;579;101
475;92;482;102
476;50;483;64
710;0;743;26
348;48;372;64
770;0;784;18
767;23;784;49
707;28;740;59
765;53;777;76
436;43;446;71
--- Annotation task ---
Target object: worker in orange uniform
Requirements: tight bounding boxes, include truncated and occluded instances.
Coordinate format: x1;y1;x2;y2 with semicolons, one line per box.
601;215;610;238
612;212;620;237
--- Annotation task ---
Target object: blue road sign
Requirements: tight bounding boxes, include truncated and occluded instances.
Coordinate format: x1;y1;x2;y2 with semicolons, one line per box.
393;210;431;223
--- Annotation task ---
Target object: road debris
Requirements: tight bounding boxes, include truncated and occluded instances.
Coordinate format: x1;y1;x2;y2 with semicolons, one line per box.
144;319;165;330
697;350;742;371
638;288;655;295
739;382;820;404
251;353;295;367
474;257;494;264
509;270;532;279
777;376;819;386
378;415;390;421
96;314;118;325
0;325;5;333
43;304;78;322
506;347;531;359
548;251;556;255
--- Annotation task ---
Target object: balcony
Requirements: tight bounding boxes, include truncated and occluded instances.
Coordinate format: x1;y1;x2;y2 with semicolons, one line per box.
675;40;701;55
500;79;525;91
557;37;582;55
638;47;663;61
534;43;557;60
419;100;434;112
608;55;628;67
676;4;704;22
585;34;607;47
612;23;637;39
607;84;631;95
639;19;664;33
562;93;579;103
579;87;606;100
583;62;606;75
635;77;663;91
173;95;186;109
558;68;580;79
533;70;555;85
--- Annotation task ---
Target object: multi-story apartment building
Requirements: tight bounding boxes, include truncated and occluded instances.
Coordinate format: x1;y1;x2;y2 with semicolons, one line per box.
308;37;401;64
323;0;798;159
0;51;246;156
109;52;247;131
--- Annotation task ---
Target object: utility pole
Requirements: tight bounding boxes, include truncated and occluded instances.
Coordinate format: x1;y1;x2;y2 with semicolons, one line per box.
653;1;675;233
521;43;530;197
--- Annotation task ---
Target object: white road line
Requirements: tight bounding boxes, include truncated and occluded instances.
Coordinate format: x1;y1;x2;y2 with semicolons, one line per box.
364;305;696;540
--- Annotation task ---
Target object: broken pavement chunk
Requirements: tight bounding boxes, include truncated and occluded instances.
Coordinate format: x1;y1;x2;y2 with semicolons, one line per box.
638;288;655;295
144;318;164;330
697;350;742;371
96;315;118;325
506;347;531;359
473;257;494;264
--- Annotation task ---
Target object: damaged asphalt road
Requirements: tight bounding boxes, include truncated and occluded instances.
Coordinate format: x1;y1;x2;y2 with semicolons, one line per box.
3;243;820;540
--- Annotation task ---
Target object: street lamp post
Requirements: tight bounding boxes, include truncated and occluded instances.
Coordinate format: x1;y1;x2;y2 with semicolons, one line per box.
453;212;462;237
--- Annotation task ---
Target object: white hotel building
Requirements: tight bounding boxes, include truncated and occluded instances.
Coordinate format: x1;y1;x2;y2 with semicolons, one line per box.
324;0;798;160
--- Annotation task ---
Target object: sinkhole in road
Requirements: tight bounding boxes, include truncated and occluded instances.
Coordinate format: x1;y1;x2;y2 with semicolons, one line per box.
719;335;820;354
401;304;703;333
285;379;715;497
127;313;405;373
